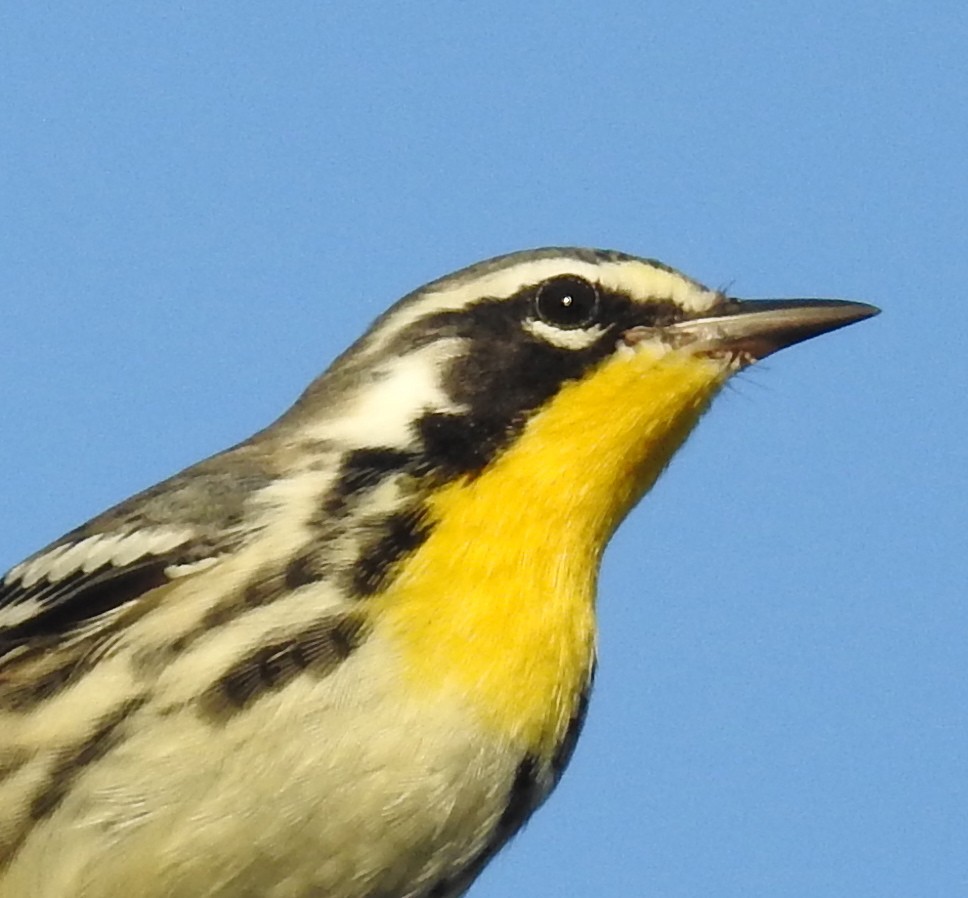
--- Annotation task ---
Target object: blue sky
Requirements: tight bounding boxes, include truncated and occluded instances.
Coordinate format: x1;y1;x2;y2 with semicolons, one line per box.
2;3;965;896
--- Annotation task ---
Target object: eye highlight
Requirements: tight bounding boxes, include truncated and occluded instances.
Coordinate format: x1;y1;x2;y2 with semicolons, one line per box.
534;276;600;330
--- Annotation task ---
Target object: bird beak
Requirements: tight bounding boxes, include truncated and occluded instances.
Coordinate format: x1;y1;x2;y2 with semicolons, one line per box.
642;298;880;361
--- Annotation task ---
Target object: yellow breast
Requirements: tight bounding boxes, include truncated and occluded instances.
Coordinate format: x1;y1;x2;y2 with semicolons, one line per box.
378;346;727;759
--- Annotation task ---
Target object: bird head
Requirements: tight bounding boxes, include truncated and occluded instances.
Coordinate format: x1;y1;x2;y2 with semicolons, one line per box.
283;248;877;543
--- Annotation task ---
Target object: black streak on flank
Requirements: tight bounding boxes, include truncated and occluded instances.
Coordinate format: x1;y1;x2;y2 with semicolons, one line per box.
1;611;157;712
136;553;338;679
199;613;370;721
494;755;544;842
351;507;433;598
0;749;29;785
29;696;146;823
430;755;545;897
551;669;594;783
199;552;328;633
428;676;595;896
283;551;328;590
0;649;86;712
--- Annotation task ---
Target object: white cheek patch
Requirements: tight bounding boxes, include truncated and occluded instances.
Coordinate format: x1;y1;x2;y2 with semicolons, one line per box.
522;319;606;350
306;340;467;449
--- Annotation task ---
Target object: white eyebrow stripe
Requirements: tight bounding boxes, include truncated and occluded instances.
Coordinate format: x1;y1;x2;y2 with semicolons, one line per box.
362;256;720;360
303;340;465;449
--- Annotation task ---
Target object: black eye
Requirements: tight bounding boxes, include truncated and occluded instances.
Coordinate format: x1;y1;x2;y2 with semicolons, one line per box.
534;276;600;330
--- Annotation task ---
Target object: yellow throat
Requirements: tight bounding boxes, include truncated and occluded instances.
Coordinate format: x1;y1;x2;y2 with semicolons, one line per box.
379;346;728;757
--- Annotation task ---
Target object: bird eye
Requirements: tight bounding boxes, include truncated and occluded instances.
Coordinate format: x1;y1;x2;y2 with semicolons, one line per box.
534;276;600;330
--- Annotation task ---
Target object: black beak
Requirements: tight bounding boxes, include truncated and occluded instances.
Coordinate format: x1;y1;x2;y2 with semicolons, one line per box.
661;298;880;360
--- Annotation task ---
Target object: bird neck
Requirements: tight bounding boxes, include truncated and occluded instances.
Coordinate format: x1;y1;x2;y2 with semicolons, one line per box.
377;348;727;758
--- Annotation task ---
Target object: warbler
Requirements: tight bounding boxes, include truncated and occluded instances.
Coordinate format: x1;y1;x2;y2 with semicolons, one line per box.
0;248;876;897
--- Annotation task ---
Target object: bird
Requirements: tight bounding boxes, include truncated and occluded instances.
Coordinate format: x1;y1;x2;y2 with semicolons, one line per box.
0;248;877;897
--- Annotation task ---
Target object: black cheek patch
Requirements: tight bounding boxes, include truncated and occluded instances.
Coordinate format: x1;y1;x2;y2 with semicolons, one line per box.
411;338;592;480
450;336;589;411
381;291;634;483
414;413;509;479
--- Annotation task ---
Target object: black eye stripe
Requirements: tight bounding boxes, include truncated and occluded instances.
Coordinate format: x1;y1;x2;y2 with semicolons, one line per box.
534;276;600;330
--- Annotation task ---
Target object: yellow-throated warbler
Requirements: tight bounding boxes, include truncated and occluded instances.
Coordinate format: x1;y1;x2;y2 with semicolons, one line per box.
0;248;877;897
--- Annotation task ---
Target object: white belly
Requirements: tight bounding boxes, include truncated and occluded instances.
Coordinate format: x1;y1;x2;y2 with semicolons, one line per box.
1;633;526;898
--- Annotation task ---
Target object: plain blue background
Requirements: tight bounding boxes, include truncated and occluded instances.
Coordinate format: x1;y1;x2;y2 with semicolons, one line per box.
2;4;965;896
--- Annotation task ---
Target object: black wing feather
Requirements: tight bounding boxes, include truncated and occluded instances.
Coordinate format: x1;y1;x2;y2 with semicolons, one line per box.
0;553;183;652
0;445;276;656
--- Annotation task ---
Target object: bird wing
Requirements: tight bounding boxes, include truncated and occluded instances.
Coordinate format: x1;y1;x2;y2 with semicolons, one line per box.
0;448;274;656
0;528;204;650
